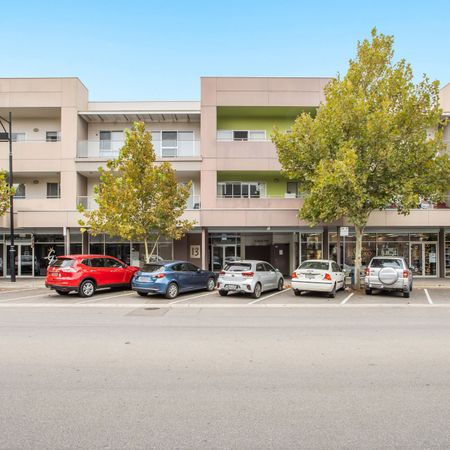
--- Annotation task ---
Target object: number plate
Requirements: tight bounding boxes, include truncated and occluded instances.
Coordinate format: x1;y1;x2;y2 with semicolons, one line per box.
225;284;238;291
50;271;59;277
140;277;151;282
305;274;315;279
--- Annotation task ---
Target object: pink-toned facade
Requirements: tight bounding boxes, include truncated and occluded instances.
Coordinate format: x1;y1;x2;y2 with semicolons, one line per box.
0;77;449;278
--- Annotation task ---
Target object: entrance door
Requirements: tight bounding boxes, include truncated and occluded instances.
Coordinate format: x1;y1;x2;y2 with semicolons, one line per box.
409;242;437;277
211;245;238;271
6;244;35;277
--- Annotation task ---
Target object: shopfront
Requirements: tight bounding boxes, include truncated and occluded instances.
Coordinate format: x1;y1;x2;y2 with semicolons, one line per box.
329;231;439;277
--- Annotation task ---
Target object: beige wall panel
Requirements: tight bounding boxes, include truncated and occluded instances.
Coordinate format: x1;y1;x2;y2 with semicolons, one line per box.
216;91;270;106
9;78;62;92
268;91;323;106
201;78;217;106
268;77;323;92
216;77;269;91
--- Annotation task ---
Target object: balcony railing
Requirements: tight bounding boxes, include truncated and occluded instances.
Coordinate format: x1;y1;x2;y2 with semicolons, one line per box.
385;196;450;210
217;193;302;199
77;195;200;211
77;140;200;159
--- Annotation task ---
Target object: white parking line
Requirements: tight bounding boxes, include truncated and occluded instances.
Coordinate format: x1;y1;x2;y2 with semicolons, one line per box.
0;287;40;295
76;291;135;304
247;289;286;305
168;291;217;305
0;292;57;302
424;289;433;305
340;293;354;305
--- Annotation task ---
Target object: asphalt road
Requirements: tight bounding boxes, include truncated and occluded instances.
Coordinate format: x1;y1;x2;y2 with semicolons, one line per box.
1;286;450;449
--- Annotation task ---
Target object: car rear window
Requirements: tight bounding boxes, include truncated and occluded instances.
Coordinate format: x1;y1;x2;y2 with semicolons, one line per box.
370;259;403;269
51;258;75;268
224;263;252;272
299;261;329;271
141;264;164;273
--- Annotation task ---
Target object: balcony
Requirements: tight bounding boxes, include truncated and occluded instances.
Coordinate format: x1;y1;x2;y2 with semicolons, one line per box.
77;195;200;211
216;193;303;209
77;139;201;160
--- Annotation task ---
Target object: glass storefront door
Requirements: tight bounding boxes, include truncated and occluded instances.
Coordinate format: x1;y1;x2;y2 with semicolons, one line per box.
6;244;35;277
409;242;437;277
211;245;239;271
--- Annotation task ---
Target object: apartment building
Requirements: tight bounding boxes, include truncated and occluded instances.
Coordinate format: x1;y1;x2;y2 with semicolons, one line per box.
0;77;449;278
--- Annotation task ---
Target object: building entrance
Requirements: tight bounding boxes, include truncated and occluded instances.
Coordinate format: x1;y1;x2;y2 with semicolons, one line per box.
409;242;438;277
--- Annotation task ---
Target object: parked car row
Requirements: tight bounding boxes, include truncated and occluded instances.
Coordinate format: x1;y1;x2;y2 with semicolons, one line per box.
45;254;413;299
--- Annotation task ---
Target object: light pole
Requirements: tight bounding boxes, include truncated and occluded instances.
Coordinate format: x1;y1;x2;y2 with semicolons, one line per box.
0;112;16;282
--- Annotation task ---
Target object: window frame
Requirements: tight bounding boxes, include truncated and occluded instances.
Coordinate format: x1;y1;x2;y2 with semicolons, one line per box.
46;182;60;199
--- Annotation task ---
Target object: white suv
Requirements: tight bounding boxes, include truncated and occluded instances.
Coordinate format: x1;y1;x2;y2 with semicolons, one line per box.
364;257;413;298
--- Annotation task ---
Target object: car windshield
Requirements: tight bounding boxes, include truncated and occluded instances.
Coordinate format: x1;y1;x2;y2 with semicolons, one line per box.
299;261;329;271
141;264;164;273
370;259;403;269
224;263;252;272
51;258;75;268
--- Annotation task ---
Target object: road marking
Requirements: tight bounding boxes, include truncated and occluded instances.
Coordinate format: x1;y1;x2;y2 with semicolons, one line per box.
0;292;57;302
168;291;217;305
0;287;40;295
340;293;354;305
424;289;433;305
247;289;286;305
76;291;135;304
2;303;450;309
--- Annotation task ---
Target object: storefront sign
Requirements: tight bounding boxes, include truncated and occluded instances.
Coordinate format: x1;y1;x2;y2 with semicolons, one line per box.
190;245;201;259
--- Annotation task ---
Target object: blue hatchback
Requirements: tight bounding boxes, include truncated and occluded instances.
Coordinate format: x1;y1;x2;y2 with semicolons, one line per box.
132;260;217;299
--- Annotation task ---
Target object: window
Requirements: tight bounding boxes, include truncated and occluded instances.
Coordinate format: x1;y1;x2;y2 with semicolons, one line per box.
13;183;26;199
183;263;199;272
104;258;124;268
46;182;60;198
90;258;105;268
299;261;329;271
256;263;265;272
141;264;164;273
217;130;233;141
217;182;266;199
11;132;26;142
99;131;123;151
224;262;252;272
286;182;298;196
249;130;266;140
161;131;177;157
263;263;275;272
332;262;341;272
81;259;92;267
52;258;75;268
233;131;248;141
46;131;59;142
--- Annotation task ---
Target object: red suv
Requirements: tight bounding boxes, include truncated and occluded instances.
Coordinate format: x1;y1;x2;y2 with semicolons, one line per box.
45;255;139;298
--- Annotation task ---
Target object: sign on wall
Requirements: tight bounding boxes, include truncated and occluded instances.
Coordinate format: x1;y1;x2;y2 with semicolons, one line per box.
340;227;349;237
190;245;201;259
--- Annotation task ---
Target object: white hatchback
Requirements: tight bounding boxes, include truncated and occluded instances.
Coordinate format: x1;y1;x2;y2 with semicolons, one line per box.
291;260;345;298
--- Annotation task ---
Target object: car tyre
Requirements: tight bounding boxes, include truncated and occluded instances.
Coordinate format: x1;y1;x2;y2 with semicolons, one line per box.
294;290;302;296
219;290;228;297
55;290;70;296
403;290;410;299
328;284;336;298
252;282;262;299
277;278;284;291
206;277;216;292
365;288;372;295
79;279;95;298
165;282;179;299
137;291;148;297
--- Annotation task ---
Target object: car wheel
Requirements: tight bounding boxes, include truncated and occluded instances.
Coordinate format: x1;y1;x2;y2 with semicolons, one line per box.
55;290;70;296
403;290;410;299
165;282;179;299
206;277;216;291
328;284;336;298
277;278;284;291
365;288;372;295
251;283;262;299
79;279;95;298
294;290;302;296
219;290;228;297
137;291;148;297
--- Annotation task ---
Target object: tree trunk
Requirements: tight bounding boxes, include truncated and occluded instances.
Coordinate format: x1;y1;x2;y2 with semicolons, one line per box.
144;238;149;264
148;235;160;262
354;225;364;289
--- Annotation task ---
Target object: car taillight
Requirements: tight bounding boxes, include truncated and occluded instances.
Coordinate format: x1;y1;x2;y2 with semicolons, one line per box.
291;272;297;279
219;271;226;275
403;270;409;279
324;273;332;281
365;267;370;276
153;273;165;279
242;271;254;277
60;267;77;276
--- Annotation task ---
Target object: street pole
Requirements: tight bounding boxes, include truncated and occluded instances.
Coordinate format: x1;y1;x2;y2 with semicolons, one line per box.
8;112;16;282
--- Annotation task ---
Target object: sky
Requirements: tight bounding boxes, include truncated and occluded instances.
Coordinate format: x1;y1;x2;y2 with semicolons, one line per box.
1;0;449;100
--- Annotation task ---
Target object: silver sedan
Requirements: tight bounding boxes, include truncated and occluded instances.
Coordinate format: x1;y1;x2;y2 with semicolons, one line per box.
217;260;284;299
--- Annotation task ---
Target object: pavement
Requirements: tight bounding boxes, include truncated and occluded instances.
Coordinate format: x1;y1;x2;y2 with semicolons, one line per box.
1;285;450;449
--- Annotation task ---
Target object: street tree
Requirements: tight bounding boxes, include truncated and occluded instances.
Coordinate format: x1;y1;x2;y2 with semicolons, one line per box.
272;29;450;288
0;171;15;216
79;121;195;263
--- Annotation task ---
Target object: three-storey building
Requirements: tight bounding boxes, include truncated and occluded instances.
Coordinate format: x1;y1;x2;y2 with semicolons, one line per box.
0;76;449;278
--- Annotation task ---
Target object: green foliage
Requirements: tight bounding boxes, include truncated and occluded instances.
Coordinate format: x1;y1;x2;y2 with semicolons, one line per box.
272;28;450;287
0;171;15;216
79;122;195;262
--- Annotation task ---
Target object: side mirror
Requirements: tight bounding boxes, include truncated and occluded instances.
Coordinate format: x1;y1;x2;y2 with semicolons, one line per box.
197;268;201;273
275;268;280;272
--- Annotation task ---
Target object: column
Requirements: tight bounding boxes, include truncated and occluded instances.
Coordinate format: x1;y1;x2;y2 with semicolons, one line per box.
439;228;445;278
201;228;208;270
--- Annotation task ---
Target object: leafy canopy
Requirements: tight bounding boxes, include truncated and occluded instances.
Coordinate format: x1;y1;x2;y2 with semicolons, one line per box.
0;171;15;216
272;28;450;229
79;122;195;258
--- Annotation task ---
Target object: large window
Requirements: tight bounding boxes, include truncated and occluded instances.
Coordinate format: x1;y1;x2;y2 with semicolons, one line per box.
99;131;124;155
217;130;266;141
299;233;322;263
151;131;194;157
446;233;450;277
217;181;266;198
